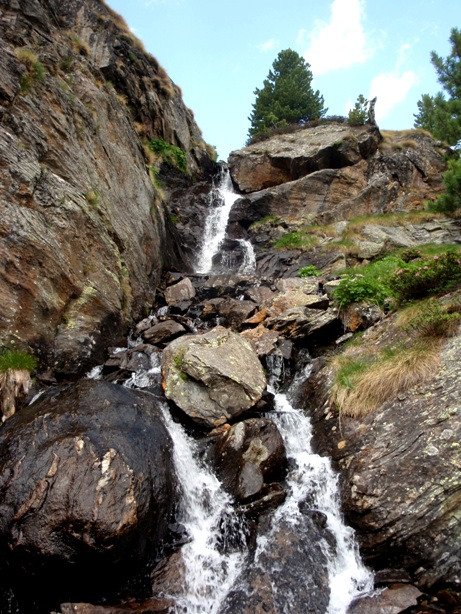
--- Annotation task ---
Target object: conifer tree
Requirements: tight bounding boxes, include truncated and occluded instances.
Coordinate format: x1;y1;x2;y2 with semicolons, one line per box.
247;49;327;142
414;28;461;146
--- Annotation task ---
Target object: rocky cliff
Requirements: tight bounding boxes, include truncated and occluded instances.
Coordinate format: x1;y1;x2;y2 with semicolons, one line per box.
227;122;455;277
0;0;214;374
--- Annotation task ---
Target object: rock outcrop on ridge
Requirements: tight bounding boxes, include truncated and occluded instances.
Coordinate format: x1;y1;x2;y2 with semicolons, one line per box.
227;122;454;277
0;0;214;374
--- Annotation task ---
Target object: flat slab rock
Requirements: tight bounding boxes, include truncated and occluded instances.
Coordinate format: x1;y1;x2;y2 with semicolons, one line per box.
161;326;266;428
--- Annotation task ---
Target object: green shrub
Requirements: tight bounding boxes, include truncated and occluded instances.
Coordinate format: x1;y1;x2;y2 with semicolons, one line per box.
427;157;461;213
148;138;188;173
389;252;461;301
333;248;461;308
0;349;37;372
334;275;393;307
298;265;320;277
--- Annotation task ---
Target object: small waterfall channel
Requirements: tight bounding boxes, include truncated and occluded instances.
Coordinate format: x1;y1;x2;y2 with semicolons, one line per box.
100;346;373;612
195;169;256;275
85;171;374;612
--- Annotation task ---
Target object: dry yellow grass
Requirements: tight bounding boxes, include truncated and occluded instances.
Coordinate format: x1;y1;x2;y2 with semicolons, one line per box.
331;342;440;418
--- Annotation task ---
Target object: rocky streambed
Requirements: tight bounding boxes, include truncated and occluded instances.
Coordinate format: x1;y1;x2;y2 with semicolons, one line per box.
1;264;459;613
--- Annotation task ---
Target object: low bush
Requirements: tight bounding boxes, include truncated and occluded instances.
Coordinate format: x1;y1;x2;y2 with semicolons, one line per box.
272;231;317;251
402;298;461;338
333;248;461;308
148;138;187;173
298;265;320;277
389;251;461;302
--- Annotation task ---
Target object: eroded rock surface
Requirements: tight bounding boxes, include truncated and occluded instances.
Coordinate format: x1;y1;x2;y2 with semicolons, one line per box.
229;123;381;193
0;0;212;373
161;326;266;427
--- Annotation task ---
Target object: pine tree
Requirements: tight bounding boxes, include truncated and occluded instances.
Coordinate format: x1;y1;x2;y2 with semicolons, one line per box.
247;49;327;142
414;28;461;146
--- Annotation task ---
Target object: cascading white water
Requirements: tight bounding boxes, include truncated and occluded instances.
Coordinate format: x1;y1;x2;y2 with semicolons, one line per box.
195;170;240;274
259;358;374;614
237;238;256;274
195;169;257;275
160;407;247;613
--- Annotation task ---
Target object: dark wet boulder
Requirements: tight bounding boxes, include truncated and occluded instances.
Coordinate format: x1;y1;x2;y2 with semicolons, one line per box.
0;380;177;586
161;326;266;428
212;418;287;501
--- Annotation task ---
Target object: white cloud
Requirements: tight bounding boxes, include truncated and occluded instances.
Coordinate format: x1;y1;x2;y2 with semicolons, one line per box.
258;38;277;53
369;69;418;122
303;0;373;74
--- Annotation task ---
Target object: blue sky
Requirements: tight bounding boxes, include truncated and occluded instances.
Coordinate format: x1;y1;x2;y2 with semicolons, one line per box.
107;0;460;159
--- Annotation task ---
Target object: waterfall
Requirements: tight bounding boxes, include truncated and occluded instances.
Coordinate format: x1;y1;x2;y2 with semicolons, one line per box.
160;407;247;614
237;238;256;274
196;170;254;275
260;357;374;614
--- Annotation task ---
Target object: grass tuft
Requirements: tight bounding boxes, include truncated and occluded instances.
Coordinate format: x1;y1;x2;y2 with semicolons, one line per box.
332;341;439;417
0;349;37;373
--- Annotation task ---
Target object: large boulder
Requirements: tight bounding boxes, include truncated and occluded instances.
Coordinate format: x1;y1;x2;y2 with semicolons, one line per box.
228;125;448;232
161;326;266;427
228;123;381;193
0;0;212;373
0;380;177;584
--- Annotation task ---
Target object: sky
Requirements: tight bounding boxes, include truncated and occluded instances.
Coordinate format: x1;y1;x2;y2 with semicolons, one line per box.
107;0;460;159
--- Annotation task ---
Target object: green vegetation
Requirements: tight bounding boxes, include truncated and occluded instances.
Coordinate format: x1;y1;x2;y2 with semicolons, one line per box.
15;48;45;94
335;357;371;390
247;49;327;142
0;349;37;373
298;264;321;277
84;190;100;208
272;231;317;251
389;251;461;302
333;246;461;308
148;138;188;173
427;156;461;213
414;28;461;146
347;94;369;126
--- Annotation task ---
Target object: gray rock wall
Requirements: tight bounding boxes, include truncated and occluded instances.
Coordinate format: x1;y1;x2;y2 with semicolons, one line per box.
0;0;212;373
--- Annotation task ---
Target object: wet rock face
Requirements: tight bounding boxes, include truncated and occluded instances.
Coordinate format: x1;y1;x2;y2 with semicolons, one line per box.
161;326;266;427
0;0;212;373
0;380;177;581
220;513;331;614
212;418;287;501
